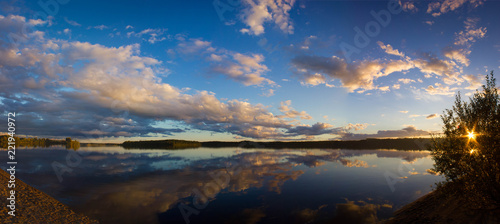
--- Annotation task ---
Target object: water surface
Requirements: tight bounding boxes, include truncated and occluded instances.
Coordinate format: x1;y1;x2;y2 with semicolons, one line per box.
1;147;443;224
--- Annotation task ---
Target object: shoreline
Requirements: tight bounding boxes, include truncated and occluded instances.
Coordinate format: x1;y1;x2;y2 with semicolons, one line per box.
0;169;98;223
383;186;500;224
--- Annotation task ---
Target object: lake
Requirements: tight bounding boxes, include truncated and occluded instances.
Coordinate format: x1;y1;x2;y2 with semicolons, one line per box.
2;146;443;224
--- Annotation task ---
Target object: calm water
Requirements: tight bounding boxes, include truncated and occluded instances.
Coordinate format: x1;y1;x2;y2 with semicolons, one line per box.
2;147;443;224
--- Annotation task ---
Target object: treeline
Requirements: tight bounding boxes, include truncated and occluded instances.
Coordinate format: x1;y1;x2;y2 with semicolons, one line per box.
0;136;80;150
120;138;431;150
122;139;201;149
202;138;431;150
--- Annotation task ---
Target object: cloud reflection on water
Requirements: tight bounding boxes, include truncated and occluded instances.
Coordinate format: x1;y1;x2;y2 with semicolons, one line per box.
7;147;438;224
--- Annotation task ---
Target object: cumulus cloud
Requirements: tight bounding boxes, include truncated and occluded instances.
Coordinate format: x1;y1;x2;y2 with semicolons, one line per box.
341;126;431;140
427;0;485;17
291;55;414;92
175;37;276;87
0;14;316;140
239;0;296;35
210;53;275;86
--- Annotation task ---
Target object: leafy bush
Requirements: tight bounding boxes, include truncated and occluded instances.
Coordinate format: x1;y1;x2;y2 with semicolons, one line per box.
430;72;500;208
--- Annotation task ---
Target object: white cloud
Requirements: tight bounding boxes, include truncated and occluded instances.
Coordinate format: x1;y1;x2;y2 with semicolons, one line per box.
398;78;415;84
63;28;71;36
399;111;409;113
239;0;296;35
127;28;168;44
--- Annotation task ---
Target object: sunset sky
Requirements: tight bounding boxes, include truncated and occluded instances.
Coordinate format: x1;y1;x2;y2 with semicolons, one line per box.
1;0;499;142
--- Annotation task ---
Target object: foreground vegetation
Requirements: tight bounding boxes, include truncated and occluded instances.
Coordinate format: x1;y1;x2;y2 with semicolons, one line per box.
430;72;500;208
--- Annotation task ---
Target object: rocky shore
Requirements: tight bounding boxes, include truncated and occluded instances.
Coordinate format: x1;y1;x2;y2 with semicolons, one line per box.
0;169;98;224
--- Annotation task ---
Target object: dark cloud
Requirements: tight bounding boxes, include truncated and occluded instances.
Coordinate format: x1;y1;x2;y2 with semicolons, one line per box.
341;126;432;140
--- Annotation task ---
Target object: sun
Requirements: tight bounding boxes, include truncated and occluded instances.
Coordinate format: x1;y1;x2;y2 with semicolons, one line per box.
468;131;475;139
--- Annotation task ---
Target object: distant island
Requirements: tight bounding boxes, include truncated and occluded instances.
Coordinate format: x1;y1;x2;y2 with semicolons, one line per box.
0;136;80;150
120;138;431;150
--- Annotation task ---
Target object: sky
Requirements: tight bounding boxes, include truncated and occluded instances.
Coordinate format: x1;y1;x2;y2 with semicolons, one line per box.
0;0;499;142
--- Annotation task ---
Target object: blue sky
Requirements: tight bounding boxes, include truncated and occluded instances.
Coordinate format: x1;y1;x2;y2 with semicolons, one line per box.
0;0;499;142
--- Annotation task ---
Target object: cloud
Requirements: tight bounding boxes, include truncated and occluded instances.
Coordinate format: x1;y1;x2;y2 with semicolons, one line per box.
291;55;414;92
278;100;312;120
0;14;318;140
286;122;337;136
88;24;108;30
426;113;439;119
63;28;71;36
454;17;486;46
463;74;482;90
377;41;405;57
125;25;133;29
127;28;168;44
425;83;457;95
341;126;431;140
176;37;276;87
400;0;418;12
64;17;81;26
399;111;409;113
239;0;296;35
413;53;460;84
424;21;434;26
443;47;470;66
427;0;485;17
330;200;380;224
398;78;415;84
